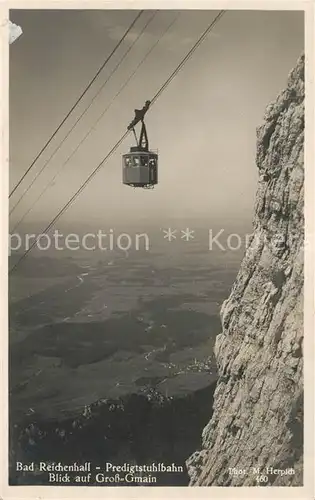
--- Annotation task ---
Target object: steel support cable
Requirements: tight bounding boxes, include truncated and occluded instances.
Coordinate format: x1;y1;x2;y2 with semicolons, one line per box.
151;10;225;104
9;10;144;199
9;10;225;274
11;11;178;232
9;132;128;274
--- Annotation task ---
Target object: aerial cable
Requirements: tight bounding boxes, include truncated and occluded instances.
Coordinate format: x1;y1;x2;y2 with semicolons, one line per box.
152;10;225;104
9;10;225;274
9;10;144;199
11;11;179;232
9;133;129;274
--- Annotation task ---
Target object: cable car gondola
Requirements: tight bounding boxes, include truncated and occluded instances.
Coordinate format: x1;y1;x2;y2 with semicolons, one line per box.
122;100;158;188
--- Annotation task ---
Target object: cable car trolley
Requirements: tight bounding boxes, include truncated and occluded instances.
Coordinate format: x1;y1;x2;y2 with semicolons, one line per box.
123;100;158;188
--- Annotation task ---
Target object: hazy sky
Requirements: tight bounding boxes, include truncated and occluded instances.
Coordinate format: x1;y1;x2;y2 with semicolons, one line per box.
9;9;304;231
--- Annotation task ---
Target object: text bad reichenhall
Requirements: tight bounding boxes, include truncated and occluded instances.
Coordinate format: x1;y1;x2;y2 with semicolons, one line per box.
16;461;183;473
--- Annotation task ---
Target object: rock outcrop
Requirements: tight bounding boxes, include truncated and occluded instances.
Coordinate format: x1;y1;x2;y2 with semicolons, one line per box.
187;55;304;486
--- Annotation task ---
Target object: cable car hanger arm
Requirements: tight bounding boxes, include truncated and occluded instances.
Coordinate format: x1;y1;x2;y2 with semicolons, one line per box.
127;100;151;130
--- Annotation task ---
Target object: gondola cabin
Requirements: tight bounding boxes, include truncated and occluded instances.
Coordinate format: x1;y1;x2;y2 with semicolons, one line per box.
123;100;158;188
123;147;158;188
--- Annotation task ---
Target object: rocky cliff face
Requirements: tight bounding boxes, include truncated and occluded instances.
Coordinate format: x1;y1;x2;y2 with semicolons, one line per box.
187;55;304;486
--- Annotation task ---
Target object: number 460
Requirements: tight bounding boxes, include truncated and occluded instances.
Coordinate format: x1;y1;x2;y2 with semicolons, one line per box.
256;475;268;484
